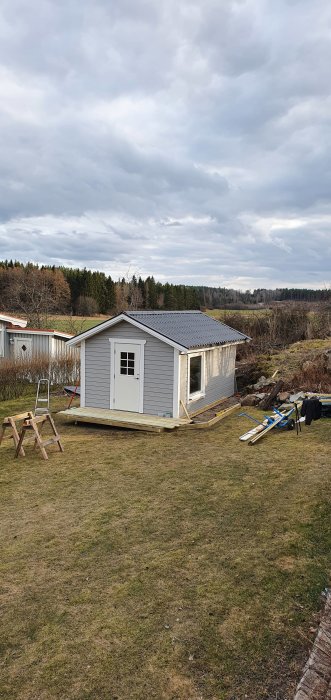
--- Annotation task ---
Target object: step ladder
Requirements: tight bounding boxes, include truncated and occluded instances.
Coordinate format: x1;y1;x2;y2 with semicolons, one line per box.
35;378;50;416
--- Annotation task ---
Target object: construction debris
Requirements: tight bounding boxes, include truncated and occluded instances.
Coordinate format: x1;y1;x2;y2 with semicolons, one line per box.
259;380;284;410
278;391;291;402
240;394;260;407
239;405;298;444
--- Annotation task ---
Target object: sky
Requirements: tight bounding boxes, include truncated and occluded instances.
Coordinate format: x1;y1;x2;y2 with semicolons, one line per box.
0;0;330;290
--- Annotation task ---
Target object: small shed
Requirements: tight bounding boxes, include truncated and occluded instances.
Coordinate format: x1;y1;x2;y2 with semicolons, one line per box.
0;314;74;361
67;311;250;419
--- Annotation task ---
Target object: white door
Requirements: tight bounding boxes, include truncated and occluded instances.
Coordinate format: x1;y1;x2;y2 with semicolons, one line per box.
13;337;32;360
113;341;143;412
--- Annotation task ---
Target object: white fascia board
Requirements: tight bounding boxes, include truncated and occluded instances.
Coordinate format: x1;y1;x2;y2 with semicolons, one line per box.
187;341;245;353
53;332;74;339
7;329;73;339
0;314;27;327
66;313;188;352
7;329;53;336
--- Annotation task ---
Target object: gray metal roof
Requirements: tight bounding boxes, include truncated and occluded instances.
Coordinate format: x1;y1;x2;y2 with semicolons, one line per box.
125;311;249;349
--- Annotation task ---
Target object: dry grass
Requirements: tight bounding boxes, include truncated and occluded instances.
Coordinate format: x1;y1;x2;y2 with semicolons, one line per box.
259;339;331;383
0;395;330;699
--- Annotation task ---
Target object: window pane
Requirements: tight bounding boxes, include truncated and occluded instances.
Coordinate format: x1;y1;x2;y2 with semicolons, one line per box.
190;356;202;395
120;367;127;375
128;360;134;369
128;352;134;360
128;367;134;375
120;352;127;360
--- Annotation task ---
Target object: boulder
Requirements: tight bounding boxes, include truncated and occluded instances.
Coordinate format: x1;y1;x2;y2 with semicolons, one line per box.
240;394;260;407
253;376;268;389
278;391;290;402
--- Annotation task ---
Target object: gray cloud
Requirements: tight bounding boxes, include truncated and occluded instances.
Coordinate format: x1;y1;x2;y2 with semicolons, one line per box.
0;0;330;288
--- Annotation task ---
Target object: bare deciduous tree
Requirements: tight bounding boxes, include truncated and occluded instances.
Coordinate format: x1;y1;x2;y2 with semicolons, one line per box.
1;266;70;327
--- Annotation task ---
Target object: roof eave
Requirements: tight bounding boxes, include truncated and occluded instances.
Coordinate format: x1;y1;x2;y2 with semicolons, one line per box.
186;338;250;351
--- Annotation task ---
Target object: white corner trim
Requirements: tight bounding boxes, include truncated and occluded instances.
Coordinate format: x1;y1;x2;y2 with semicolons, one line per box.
172;348;180;419
109;340;114;409
139;342;145;413
80;340;86;407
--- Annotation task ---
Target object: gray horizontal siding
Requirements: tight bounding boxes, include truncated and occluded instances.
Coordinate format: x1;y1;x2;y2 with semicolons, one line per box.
85;320;174;415
180;345;237;415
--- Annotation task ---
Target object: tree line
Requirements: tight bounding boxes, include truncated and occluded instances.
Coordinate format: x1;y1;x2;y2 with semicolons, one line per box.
0;260;330;327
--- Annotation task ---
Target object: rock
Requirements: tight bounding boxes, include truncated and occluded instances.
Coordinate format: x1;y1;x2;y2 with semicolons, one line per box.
278;391;290;402
290;391;306;402
252;376;268;389
240;394;260;406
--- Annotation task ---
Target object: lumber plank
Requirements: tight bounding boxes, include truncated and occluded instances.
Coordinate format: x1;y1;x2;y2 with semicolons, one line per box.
178;403;240;430
248;412;284;445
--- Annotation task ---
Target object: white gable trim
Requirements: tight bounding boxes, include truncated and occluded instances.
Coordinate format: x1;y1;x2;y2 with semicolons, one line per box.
66;313;188;352
0;314;27;328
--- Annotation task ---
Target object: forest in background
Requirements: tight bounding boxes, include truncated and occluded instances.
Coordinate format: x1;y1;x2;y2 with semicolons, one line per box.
0;260;330;325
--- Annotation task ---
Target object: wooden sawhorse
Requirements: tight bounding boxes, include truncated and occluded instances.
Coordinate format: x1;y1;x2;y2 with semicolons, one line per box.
0;411;34;457
15;413;64;461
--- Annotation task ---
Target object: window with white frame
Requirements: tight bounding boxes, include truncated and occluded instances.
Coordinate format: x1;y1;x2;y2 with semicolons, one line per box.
188;353;205;400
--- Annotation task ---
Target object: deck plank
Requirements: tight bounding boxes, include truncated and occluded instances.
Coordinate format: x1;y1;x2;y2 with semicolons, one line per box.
58;407;190;432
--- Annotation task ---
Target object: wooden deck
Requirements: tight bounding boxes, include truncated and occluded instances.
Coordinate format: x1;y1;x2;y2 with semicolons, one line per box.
58;407;191;432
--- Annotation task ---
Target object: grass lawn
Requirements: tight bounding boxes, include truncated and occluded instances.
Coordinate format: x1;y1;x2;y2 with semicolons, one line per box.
0;395;330;700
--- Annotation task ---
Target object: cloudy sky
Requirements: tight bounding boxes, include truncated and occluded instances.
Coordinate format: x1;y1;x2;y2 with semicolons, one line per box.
0;0;330;289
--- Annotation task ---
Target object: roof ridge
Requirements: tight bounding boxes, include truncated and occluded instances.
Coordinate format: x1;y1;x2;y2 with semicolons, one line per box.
126;310;202;314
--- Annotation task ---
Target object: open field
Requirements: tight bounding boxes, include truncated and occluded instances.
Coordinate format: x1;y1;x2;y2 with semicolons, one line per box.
0;395;330;699
47;315;108;334
206;308;270;320
43;310;268;335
